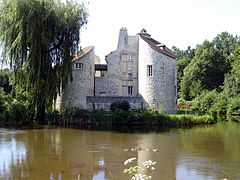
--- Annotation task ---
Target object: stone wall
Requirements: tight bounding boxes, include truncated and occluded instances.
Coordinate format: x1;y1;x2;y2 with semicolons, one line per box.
94;76;119;96
104;51;121;95
138;37;177;113
118;35;139;96
56;29;177;114
104;32;139;97
86;96;144;110
56;47;95;110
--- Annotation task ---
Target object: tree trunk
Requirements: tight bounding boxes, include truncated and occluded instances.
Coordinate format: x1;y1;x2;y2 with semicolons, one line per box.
37;102;45;125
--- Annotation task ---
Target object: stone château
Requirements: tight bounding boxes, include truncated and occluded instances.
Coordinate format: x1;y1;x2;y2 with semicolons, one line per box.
56;28;177;113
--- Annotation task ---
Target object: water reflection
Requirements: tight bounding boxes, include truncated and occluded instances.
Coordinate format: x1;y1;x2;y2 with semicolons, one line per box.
0;130;26;178
93;157;106;180
176;156;215;180
0;122;239;179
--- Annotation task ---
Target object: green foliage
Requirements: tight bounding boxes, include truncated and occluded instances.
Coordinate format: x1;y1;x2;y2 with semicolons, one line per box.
172;46;194;95
0;89;30;126
62;107;89;119
179;32;238;101
223;54;240;98
90;109;111;124
45;110;60;124
187;40;240;116
168;114;215;125
120;100;131;111
8;100;28;125
109;108;215;126
0;89;11;124
0;0;88;123
110;101;122;111
0;69;12;93
213;93;228;115
180;39;231;100
46;107;216;127
227;96;240;115
176;57;191;95
110;101;131;111
192;90;218;114
172;46;195;60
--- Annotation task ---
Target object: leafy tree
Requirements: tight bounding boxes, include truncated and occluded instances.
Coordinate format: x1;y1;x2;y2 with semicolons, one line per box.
0;69;12;93
223;43;240;98
0;0;88;123
172;46;195;60
227;96;240;115
192;90;218;114
176;57;191;96
172;46;194;96
212;32;238;59
180;40;232;100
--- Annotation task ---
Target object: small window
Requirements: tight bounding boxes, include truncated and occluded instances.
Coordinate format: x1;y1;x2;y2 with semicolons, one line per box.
128;86;133;95
76;62;83;69
147;65;153;77
127;68;132;77
127;54;132;61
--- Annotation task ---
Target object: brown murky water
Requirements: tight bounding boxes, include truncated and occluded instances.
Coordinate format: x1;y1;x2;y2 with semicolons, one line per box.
0;122;240;180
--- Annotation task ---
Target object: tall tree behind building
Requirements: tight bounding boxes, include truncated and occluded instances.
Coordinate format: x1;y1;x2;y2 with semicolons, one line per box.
0;0;88;123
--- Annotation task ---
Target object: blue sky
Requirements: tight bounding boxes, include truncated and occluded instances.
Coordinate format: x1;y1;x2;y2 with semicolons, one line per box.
79;0;240;62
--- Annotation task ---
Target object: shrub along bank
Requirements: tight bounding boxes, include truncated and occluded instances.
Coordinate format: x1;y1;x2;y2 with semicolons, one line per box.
50;108;216;127
1;93;216;127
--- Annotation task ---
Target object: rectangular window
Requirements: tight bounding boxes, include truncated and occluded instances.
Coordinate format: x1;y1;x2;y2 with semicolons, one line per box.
127;54;132;61
147;65;153;77
128;86;133;95
76;63;83;69
127;68;132;77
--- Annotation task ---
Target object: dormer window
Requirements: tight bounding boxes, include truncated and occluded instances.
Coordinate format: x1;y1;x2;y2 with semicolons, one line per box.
127;54;132;61
76;62;83;69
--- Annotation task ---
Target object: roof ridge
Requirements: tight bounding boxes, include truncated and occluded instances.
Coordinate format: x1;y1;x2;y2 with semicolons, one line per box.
139;34;176;59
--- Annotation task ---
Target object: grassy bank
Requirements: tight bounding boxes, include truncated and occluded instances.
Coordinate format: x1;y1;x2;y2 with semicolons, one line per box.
47;108;216;127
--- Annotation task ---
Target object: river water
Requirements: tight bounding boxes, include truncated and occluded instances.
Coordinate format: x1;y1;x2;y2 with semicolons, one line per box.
0;122;239;180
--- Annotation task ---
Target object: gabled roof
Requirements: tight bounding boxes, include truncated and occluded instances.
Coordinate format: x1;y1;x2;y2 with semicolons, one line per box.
139;32;176;59
72;46;94;62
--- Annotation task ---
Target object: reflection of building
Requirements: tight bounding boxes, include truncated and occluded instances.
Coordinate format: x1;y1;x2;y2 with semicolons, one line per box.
56;28;177;113
137;134;178;180
0;133;26;179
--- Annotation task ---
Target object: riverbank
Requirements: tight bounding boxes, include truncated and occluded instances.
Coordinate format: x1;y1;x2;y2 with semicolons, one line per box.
46;108;216;128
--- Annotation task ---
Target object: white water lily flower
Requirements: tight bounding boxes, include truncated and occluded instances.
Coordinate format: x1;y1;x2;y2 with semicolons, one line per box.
124;157;137;165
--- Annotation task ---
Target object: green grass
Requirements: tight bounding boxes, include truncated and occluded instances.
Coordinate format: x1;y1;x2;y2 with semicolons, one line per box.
55;108;217;127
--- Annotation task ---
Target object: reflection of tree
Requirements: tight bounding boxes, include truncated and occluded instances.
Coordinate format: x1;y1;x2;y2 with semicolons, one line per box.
1;124;239;180
0;131;27;179
178;122;240;179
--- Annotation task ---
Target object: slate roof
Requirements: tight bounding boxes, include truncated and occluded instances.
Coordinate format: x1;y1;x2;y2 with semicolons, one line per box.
139;32;176;59
72;46;94;61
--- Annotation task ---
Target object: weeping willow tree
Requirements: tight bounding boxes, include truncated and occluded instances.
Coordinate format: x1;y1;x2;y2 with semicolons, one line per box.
0;0;88;124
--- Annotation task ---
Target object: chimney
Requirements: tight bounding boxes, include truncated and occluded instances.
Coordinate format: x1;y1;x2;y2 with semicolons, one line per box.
117;27;128;51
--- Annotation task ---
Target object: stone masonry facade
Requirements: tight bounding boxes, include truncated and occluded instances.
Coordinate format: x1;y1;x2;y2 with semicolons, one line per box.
56;28;177;113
